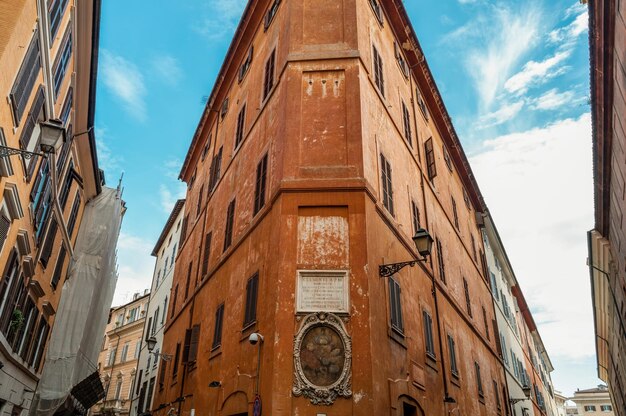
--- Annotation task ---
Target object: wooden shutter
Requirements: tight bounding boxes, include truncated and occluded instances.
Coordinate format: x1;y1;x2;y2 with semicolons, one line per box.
244;273;259;326
182;328;192;363
188;324;200;362
51;245;66;289
10;31;41;124
212;304;224;348
0;214;10;250
201;232;212;276
40;220;58;267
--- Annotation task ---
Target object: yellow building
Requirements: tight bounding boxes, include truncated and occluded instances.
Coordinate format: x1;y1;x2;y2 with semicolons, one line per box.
92;293;150;416
0;0;106;415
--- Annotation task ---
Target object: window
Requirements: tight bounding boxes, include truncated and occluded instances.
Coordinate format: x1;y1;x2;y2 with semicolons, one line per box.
263;49;276;101
424;138;437;180
40;220;58;268
394;42;409;78
161;297;167;325
171;285;178;318
388;276;403;334
463;188;471;209
372;46;384;96
264;0;281;30
220;98;229;119
108;347;117;366
201;232;212;277
463;278;472;317
67;191;81;236
584;406;596;412
0;213;9;253
238;46;253;82
443;145;453;171
201;134;212;161
135;340;141;359
490;272;499;300
172;343;181;378
475;362;484;397
223;199;236;251
212;303;224;349
114;378;123;399
48;0;70;40
500;333;509;365
451;197;459;229
416;88;429;120
10;30;41;125
120;342;129;362
20;87;46;180
196;185;204;217
52;25;72;97
243;272;259;327
235;104;246;149
493;380;501;411
482;306;490;340
470;234;477;262
183;324;200;363
423;311;435;358
411;200;420;234
209;147;223;191
401;101;412;146
180;215;188;244
254;153;268;215
601;405;612;411
435;239;445;283
184;262;193;299
380;154;394;216
447;334;458;376
368;0;383;24
51;245;66;289
152;308;160;334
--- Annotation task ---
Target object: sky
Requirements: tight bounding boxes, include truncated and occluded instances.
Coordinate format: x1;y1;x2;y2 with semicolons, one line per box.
95;0;599;397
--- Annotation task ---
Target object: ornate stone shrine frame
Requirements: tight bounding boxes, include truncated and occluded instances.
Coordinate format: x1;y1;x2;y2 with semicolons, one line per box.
292;312;352;405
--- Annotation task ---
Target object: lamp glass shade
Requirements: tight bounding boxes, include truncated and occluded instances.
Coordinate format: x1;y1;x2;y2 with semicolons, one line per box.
146;336;157;352
412;228;434;256
39;119;65;154
522;385;532;398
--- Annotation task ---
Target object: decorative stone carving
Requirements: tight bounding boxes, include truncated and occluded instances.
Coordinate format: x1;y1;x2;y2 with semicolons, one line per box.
292;312;352;405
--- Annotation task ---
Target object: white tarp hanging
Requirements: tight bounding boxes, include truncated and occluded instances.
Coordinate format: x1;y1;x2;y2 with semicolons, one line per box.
31;186;125;416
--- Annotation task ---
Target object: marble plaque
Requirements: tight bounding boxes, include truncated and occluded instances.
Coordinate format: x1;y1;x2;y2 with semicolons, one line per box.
296;271;348;313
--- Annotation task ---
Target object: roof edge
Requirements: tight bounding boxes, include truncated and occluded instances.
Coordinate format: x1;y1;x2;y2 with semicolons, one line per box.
151;199;185;256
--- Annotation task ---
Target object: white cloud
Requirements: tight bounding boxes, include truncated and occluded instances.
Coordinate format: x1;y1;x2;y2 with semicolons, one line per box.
530;88;582;111
194;0;247;40
113;232;155;306
101;50;147;121
469;113;594;360
152;55;183;86
504;50;572;95
477;100;524;128
460;4;542;108
549;9;588;46
94;126;124;175
159;183;186;214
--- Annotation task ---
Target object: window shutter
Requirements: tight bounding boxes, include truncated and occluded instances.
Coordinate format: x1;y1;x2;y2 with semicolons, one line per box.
182;328;192;363
10;31;41;125
0;214;11;250
145;318;152;342
201;232;212;276
40;220;58;268
212;304;224;348
188;324;200;362
51;245;66;289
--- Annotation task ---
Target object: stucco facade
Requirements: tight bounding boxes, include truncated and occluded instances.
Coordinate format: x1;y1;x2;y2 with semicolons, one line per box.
0;0;103;414
151;0;552;415
91;294;150;416
130;200;185;416
587;1;626;414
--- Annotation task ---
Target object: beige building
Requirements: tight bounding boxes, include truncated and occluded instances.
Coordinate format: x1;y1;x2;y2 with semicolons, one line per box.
0;0;119;415
570;386;614;415
91;293;150;416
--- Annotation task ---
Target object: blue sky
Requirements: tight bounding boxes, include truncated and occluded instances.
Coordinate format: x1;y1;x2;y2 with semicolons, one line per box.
96;0;598;397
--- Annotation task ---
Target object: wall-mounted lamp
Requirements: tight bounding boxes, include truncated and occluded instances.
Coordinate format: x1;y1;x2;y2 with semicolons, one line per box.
146;336;173;361
0;118;65;159
379;228;434;277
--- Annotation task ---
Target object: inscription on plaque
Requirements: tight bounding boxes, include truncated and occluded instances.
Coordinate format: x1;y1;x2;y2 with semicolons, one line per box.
297;271;348;313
